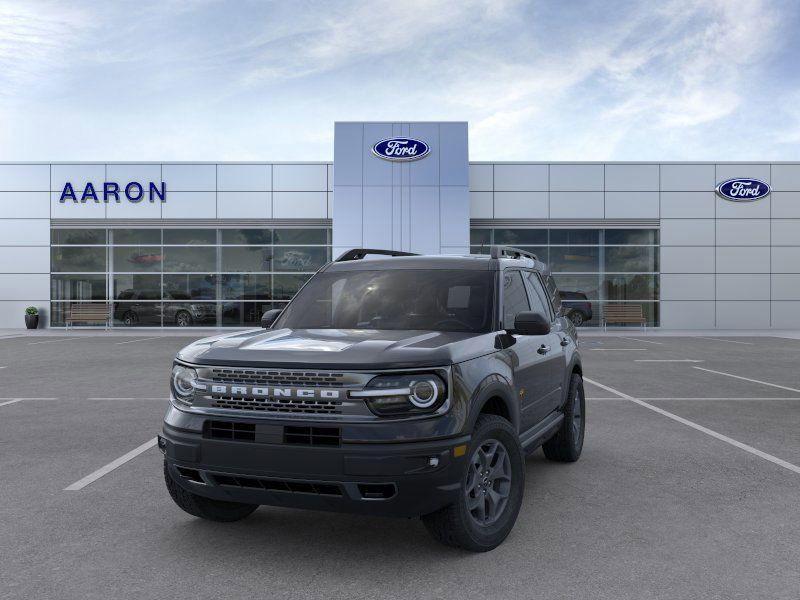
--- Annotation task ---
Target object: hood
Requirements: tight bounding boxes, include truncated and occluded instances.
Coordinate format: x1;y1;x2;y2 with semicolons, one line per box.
176;327;496;370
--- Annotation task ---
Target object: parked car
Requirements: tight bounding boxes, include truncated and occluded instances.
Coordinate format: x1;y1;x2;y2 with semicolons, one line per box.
160;246;585;551
114;290;216;327
558;290;593;326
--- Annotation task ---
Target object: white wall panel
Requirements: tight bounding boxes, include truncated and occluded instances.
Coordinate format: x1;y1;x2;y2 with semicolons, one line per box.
716;301;770;329
0;247;49;273
660;274;714;300
660;192;715;218
217;192;271;219
494;192;548;219
772;247;800;273
106;164;162;185
549;191;603;218
440;187;469;247
273;164;327;191
0;219;49;246
0;300;50;328
0;165;49;191
771;219;800;245
333;124;363;186
469;165;493;192
771;192;800;218
660;164;714;191
332;186;362;248
716;195;770;218
604;191;658;218
716;274;770;300
660;301;715;328
217;164;270;191
0;192;50;218
363;123;394;186
771;274;800;300
769;165;800;191
604;164;658;191
273;192;327;218
716;219;770;246
715;247;769;273
660;219;714;246
160;191;216;219
715;164;770;185
493;165;547;191
771;301;800;327
51;164;105;193
469;192;493;218
106;197;162;219
408;187;439;254
327;164;333;191
660;247;714;273
549;165;603;191
161;164;216;191
407;123;440;187
439;123;469;187
361;187;393;248
0;274;49;300
51;191;105;219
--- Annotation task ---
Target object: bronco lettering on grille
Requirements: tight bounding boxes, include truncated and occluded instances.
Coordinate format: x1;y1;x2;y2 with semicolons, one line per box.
210;385;341;400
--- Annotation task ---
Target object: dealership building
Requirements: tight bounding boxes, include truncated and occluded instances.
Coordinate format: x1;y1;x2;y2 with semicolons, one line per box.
1;121;799;330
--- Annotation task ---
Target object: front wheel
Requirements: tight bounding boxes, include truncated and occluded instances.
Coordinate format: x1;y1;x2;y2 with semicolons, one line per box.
568;310;585;327
175;311;193;327
422;415;525;552
542;373;585;462
164;462;258;522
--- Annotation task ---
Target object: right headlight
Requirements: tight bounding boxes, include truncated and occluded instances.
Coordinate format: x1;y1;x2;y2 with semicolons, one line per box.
171;364;198;405
351;373;447;416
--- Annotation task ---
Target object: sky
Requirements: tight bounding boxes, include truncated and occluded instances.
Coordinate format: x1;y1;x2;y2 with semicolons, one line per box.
0;0;799;162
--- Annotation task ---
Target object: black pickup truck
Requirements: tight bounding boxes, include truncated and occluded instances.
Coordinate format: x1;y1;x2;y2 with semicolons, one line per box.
160;246;585;551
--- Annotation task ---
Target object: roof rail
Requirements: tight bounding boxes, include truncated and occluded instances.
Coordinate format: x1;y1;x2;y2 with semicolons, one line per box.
335;248;419;262
489;245;538;261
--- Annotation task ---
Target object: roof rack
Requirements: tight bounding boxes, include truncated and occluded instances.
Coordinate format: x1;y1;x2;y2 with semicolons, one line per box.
335;248;419;262
489;245;538;261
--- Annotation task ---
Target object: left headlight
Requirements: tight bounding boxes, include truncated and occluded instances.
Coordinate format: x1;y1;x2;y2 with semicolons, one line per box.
171;364;198;405
351;373;447;416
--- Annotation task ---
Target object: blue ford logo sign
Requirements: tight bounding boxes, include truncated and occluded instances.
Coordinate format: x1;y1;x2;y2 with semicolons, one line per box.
372;137;430;161
716;178;771;202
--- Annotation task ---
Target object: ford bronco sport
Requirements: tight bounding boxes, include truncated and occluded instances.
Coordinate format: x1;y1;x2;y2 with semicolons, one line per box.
161;246;585;551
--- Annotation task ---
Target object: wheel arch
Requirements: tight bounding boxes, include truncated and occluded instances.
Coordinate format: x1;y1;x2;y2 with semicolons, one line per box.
466;374;520;432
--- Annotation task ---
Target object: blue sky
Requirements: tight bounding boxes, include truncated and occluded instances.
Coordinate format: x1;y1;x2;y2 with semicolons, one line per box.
1;0;798;161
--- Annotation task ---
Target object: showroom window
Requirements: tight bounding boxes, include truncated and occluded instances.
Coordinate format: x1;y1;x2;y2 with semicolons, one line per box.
470;228;660;326
50;227;331;327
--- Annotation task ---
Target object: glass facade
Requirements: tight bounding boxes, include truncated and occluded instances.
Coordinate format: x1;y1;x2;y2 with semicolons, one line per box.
50;227;331;327
471;228;660;326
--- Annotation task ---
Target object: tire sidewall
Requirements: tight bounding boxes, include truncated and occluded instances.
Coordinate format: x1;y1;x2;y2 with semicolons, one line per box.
565;374;586;456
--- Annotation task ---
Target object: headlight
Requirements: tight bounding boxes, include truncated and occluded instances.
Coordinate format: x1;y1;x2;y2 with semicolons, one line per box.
351;373;447;416
171;364;198;405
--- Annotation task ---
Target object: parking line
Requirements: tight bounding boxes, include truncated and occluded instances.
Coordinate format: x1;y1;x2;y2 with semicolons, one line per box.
115;337;162;345
87;397;168;401
587;348;647;351
28;337;94;345
635;359;704;363
0;399;23;407
619;337;663;345
584;377;800;476
693;367;800;393
64;438;158;491
695;337;753;345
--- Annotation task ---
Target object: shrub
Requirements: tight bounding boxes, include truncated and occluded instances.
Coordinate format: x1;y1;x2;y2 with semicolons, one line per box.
25;306;38;315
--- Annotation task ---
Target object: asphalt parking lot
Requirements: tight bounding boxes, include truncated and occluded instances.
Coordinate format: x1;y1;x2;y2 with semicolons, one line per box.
1;332;799;599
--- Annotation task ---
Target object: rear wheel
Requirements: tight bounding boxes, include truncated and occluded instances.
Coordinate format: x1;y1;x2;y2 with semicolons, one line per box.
175;311;193;327
164;461;258;522
422;414;525;552
121;311;137;326
542;373;585;462
568;310;585;326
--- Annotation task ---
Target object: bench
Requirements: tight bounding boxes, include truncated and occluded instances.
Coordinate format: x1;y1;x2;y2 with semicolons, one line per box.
65;303;111;329
602;303;646;331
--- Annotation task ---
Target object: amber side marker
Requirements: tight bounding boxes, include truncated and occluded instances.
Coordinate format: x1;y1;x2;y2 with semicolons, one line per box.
453;444;467;457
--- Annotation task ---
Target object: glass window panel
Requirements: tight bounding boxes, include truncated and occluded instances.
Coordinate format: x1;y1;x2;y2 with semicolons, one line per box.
163;229;217;245
551;275;600;300
273;229;328;245
470;229;491;245
220;274;271;300
273;274;311;300
112;302;163;327
163;302;218;327
548;247;599;272
51;229;106;245
603;275;659;301
51;274;107;301
561;301;599;327
221;247;273;272
604;229;659;245
521;272;550;319
550;229;599;245
113;246;163;272
163;274;217;300
51;247;107;272
112;229;161;245
113;275;161;300
502;271;531;328
50;302;67;327
604;246;658;272
162;247;216;272
599;302;659;327
220;229;272;245
470;245;490;255
222;301;283;326
494;228;547;245
273;247;328;272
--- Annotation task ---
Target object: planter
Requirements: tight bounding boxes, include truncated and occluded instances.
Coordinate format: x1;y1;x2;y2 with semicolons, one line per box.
25;314;39;329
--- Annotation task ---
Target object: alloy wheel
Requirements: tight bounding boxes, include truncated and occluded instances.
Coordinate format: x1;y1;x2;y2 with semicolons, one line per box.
465;439;512;526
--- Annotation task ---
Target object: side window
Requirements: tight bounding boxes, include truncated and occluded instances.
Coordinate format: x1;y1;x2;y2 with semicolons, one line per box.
523;271;552;320
502;271;531;328
544;274;562;315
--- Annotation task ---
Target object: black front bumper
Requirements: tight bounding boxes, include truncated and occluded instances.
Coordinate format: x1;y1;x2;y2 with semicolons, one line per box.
161;409;470;518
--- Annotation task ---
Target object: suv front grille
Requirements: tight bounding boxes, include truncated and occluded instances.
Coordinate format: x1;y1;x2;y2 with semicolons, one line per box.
210;395;342;414
210;368;346;388
210;474;343;496
204;420;255;441
283;426;341;447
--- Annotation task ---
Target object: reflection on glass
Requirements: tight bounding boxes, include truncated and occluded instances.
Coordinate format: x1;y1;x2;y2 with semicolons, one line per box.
163;229;217;245
550;229;599;245
548;247;599;272
470;245;490;255
51;247;107;272
163;274;217;300
221;247;273;272
221;229;271;245
113;246;163;272
273;229;327;245
470;229;491;245
162;247;216;272
51;275;107;300
112;301;162;326
604;229;659;245
604;247;658;272
494;229;547;245
112;229;160;245
599;302;659;327
219;274;271;299
222;301;283;326
551;275;600;300
272;274;311;300
163;302;217;327
273;247;328;272
51;229;106;245
603;275;658;301
113;275;160;300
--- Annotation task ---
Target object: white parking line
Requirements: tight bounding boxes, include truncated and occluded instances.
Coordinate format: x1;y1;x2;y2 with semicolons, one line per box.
635;359;704;363
0;399;23;407
87;397;168;401
28;337;94;345
590;397;800;401
693;367;800;393
115;337;162;345
64;438;158;491
584;377;800;475
587;348;647;352
619;336;663;345
0;366;7;369
0;397;58;405
695;337;753;345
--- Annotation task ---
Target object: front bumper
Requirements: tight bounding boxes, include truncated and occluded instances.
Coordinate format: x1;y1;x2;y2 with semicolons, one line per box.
161;408;470;518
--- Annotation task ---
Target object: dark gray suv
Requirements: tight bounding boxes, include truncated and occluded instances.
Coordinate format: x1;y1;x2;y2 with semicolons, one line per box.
160;246;585;551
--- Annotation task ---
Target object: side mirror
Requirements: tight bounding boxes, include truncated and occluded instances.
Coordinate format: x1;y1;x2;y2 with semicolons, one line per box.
260;308;282;329
512;311;551;336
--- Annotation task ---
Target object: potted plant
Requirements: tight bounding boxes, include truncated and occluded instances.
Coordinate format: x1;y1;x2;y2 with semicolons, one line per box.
24;306;39;330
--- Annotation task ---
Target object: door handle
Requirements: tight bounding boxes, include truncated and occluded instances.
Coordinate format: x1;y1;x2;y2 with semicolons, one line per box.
560;337;569;347
537;344;551;355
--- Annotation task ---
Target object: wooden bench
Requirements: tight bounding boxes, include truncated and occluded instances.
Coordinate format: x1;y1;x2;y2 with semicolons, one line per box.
66;303;111;329
602;303;646;331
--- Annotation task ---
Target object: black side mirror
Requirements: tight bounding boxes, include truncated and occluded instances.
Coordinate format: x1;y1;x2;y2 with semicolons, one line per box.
512;311;551;335
260;308;282;329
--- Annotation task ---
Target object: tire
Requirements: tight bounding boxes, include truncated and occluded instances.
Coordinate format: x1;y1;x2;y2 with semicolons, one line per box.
568;310;585;327
422;414;525;552
175;311;193;327
163;461;258;522
542;373;585;462
122;311;137;327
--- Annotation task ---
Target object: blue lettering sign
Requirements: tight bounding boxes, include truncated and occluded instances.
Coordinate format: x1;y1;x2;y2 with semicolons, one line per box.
372;137;430;162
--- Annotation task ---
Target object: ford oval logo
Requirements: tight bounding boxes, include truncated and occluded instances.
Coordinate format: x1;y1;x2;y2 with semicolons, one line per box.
716;178;771;202
372;137;430;162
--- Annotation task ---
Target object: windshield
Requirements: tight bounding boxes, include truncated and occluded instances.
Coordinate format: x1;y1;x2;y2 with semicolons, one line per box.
274;269;495;333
